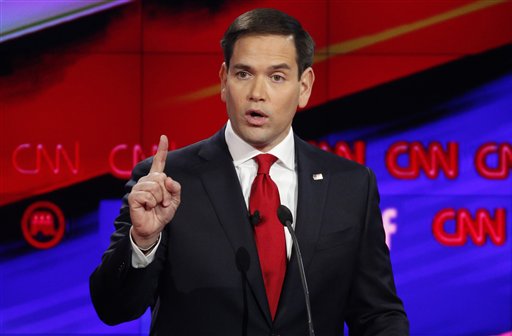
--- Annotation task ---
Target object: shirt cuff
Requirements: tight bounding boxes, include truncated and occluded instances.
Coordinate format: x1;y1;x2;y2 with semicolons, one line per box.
129;227;162;269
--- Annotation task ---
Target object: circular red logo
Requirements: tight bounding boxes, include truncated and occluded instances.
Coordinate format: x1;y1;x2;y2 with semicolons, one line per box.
21;201;65;249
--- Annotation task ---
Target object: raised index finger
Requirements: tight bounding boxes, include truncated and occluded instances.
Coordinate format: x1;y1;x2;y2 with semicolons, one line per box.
149;135;168;173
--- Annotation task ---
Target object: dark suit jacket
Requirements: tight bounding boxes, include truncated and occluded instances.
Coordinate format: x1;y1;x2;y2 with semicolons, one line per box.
90;128;409;335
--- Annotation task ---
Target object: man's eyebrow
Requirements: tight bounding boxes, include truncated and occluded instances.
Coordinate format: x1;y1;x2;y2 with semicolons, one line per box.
232;64;252;71
231;63;292;71
269;63;291;71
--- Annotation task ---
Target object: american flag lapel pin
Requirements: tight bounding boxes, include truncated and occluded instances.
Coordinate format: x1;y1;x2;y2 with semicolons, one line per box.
312;173;323;181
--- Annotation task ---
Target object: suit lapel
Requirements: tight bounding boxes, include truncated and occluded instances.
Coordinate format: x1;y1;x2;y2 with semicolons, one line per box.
294;137;329;269
196;130;272;326
276;136;329;321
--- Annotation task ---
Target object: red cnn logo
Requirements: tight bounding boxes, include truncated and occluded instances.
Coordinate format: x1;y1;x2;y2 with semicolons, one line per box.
386;141;458;179
432;208;506;246
310;140;366;164
475;142;512;179
21;201;66;249
12;143;79;175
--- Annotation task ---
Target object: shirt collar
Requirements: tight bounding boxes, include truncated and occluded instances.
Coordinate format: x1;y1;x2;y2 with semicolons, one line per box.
225;120;295;171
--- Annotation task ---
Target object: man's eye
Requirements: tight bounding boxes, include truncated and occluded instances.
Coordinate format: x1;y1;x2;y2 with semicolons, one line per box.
271;74;285;82
236;71;250;79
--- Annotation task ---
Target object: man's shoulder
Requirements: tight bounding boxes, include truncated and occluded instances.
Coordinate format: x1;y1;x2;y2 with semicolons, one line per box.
166;137;209;164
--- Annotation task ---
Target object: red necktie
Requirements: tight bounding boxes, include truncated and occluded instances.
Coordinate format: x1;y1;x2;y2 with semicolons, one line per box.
249;154;287;320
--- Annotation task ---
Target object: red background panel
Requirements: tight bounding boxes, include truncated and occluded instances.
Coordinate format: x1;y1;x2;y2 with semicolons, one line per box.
1;54;141;205
141;54;226;148
1;0;511;206
142;1;328;54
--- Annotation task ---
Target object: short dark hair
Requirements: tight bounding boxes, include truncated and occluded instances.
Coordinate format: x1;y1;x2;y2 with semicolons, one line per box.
221;8;315;78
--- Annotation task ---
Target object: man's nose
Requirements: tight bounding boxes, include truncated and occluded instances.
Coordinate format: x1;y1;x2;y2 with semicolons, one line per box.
248;76;266;102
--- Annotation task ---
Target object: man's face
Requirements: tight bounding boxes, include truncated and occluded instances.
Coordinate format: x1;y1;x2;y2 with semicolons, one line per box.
220;34;314;152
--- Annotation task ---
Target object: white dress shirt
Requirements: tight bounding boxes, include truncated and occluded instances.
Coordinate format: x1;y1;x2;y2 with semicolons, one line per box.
131;121;298;267
225;120;297;260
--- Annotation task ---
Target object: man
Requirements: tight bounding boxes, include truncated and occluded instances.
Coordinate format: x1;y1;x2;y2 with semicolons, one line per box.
90;8;409;335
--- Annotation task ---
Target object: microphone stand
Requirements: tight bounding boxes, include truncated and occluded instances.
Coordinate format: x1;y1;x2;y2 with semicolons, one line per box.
278;205;315;336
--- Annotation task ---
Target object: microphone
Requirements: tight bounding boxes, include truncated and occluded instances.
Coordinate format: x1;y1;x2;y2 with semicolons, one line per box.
277;205;315;336
249;210;261;226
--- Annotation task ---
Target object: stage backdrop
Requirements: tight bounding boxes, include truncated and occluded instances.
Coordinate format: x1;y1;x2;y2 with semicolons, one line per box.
1;0;511;335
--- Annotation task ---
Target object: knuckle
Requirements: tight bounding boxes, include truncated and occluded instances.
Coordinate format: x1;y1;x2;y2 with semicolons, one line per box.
136;176;148;184
149;171;167;180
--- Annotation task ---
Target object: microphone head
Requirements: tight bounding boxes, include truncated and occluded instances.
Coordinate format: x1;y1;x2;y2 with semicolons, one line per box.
277;205;293;226
249;210;261;226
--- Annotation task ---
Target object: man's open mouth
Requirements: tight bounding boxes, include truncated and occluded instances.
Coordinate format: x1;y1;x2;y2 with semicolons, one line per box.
247;109;267;118
245;109;269;126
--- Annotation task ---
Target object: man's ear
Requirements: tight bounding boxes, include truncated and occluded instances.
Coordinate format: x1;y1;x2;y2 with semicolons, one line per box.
219;62;228;102
298;67;315;108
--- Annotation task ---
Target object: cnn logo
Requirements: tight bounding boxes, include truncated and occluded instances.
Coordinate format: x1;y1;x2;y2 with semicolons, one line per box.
432;208;506;246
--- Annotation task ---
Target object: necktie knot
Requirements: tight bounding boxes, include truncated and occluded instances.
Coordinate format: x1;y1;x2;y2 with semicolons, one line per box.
254;154;278;175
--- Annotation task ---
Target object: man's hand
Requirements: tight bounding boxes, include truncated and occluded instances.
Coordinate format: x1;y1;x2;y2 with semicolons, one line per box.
128;135;181;249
